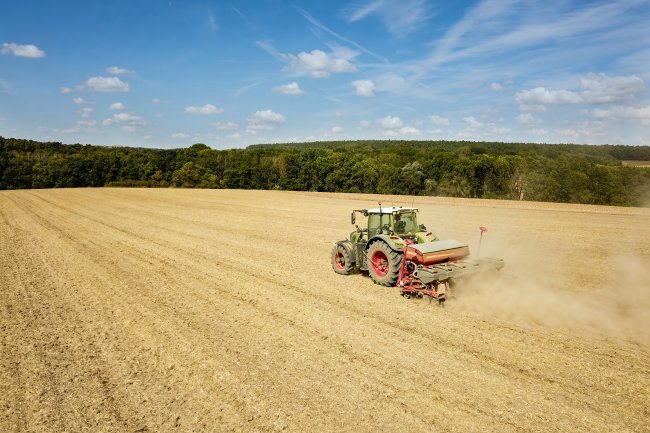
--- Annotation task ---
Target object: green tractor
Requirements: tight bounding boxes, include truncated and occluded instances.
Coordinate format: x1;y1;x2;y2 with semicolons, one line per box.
331;205;439;285
331;204;504;297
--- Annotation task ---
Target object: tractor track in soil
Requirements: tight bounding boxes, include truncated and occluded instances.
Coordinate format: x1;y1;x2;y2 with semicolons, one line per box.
1;188;649;432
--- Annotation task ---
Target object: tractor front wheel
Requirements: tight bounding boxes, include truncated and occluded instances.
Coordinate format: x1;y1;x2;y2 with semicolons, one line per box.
366;241;402;286
331;243;354;275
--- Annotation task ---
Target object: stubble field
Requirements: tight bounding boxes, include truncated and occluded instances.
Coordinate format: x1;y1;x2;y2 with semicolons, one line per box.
1;188;649;432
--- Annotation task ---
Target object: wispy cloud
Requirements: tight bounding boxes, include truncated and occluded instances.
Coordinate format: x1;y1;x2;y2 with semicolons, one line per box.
233;84;258;101
106;66;135;75
353;0;649;109
429;115;450;126
344;0;435;38
207;9;218;33
210;121;238;130
428;0;646;69
295;7;388;63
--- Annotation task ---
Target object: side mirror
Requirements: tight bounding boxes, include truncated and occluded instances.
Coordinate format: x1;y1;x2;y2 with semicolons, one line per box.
351;212;356;225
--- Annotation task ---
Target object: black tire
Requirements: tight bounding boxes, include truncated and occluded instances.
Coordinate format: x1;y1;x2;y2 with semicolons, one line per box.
366;241;402;286
331;243;354;275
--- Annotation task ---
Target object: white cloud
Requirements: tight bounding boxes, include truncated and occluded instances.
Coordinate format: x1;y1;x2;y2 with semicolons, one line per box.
247;109;286;131
519;104;548;113
109;102;125;110
380;115;403;129
1;42;45;58
152;98;162;104
80;107;94;118
345;0;434;37
516;113;539;125
272;82;305;95
185;104;224;115
106;66;135;75
530;128;549;135
85;76;130;92
558;129;580;139
61;87;72;94
589;105;650;125
351;79;376;97
459;116;510;138
515;87;583;105
382;126;420;136
335;111;343;117
228;132;241;139
172;133;190;139
579;73;644;104
557;121;607;140
73;97;85;105
376;115;420;136
331;126;344;133
463;116;484;128
359;120;372;129
490;126;510;134
210;121;237;130
103;112;145;127
77;120;97;127
279;47;357;78
375;73;409;94
490;82;504;91
122;125;137;132
429;115;450;126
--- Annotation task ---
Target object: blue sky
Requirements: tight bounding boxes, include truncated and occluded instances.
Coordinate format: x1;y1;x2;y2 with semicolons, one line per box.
1;0;649;148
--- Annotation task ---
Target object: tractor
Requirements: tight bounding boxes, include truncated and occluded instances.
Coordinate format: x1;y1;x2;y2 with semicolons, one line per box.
331;204;504;303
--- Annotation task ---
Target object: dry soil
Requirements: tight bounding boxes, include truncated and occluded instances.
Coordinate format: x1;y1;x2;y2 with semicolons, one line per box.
1;188;648;432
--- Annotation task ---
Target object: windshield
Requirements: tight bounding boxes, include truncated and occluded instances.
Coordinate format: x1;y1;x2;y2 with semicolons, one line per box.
394;212;418;234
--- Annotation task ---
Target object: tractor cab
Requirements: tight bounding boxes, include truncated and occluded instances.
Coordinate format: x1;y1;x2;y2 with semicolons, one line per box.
350;206;436;244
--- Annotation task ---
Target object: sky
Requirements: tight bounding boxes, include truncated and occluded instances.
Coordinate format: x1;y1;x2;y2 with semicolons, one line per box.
1;0;649;149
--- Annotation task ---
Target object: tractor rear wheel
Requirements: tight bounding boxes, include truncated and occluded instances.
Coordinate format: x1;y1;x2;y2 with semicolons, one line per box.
331;243;354;275
366;241;402;286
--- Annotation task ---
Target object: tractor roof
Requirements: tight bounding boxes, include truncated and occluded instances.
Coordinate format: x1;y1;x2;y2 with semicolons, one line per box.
366;206;418;214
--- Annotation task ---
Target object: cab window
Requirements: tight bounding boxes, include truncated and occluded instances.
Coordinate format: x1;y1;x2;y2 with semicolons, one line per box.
368;213;390;236
394;212;418;234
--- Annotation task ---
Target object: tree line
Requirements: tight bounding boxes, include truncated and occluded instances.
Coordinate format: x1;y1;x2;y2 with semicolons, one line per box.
1;136;649;206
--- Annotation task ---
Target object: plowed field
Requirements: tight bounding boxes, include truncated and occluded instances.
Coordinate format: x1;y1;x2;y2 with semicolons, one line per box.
1;188;648;432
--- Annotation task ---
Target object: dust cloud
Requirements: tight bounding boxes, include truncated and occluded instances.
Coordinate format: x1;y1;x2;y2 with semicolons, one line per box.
453;237;650;347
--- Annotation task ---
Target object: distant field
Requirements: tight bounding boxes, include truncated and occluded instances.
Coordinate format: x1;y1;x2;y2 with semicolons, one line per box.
1;189;648;432
622;160;650;167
